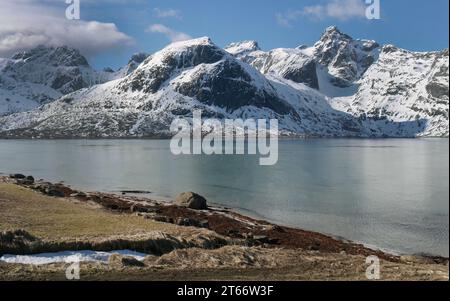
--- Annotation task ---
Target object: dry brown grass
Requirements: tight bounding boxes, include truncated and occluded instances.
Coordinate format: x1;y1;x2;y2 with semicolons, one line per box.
0;183;187;241
1;245;448;281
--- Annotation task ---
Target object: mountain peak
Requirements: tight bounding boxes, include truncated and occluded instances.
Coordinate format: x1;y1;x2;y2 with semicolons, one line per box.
320;26;353;42
225;40;261;57
11;45;89;67
325;25;341;34
168;37;214;49
129;52;149;65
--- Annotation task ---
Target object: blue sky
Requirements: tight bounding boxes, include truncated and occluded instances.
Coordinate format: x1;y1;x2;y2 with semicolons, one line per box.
1;0;448;70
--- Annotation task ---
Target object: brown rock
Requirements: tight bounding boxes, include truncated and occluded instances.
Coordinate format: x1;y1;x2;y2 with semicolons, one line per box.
108;254;145;268
175;192;208;210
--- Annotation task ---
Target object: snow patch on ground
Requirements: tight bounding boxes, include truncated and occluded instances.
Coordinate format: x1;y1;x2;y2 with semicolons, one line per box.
0;250;148;265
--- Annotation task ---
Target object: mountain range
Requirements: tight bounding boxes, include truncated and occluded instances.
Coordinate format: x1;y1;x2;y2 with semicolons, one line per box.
0;26;448;138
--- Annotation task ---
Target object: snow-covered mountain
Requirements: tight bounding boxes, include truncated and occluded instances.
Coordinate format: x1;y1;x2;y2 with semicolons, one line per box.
0;27;448;138
226;26;380;95
0;47;149;117
0;37;362;138
226;26;448;137
226;43;319;90
0;46;120;116
332;46;449;137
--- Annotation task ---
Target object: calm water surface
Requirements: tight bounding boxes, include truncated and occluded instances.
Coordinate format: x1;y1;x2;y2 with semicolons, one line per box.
0;139;448;257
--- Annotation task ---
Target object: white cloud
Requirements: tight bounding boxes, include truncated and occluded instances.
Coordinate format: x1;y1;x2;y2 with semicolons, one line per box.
0;0;134;57
153;8;182;20
146;24;191;42
277;0;366;27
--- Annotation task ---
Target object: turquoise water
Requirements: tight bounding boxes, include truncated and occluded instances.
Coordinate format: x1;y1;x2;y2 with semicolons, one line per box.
0;139;448;257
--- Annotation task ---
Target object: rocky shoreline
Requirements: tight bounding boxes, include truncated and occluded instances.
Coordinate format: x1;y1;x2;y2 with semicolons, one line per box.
1;173;398;259
0;173;448;280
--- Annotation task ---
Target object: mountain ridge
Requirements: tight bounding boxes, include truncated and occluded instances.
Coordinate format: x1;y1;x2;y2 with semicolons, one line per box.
0;27;448;138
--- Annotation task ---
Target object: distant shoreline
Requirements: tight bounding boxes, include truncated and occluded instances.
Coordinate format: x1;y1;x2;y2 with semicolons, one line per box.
0;135;449;140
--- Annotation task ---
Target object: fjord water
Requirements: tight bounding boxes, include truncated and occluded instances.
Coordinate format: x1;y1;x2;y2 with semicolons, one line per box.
0;139;448;257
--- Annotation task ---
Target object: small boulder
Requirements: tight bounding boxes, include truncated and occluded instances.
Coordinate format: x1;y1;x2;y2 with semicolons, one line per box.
9;174;26;179
16;176;35;185
108;254;145;268
33;182;72;197
175;192;208;210
46;188;66;198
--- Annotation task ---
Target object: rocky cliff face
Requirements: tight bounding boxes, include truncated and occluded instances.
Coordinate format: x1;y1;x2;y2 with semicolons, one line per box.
313;26;380;87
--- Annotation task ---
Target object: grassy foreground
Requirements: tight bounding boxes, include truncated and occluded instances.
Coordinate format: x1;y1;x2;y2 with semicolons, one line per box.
0;182;181;240
0;180;448;281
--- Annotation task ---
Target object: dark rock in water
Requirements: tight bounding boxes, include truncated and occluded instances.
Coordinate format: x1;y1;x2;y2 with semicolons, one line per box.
108;254;145;268
121;190;152;195
16;175;35;185
9;174;26;179
175;192;208;210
